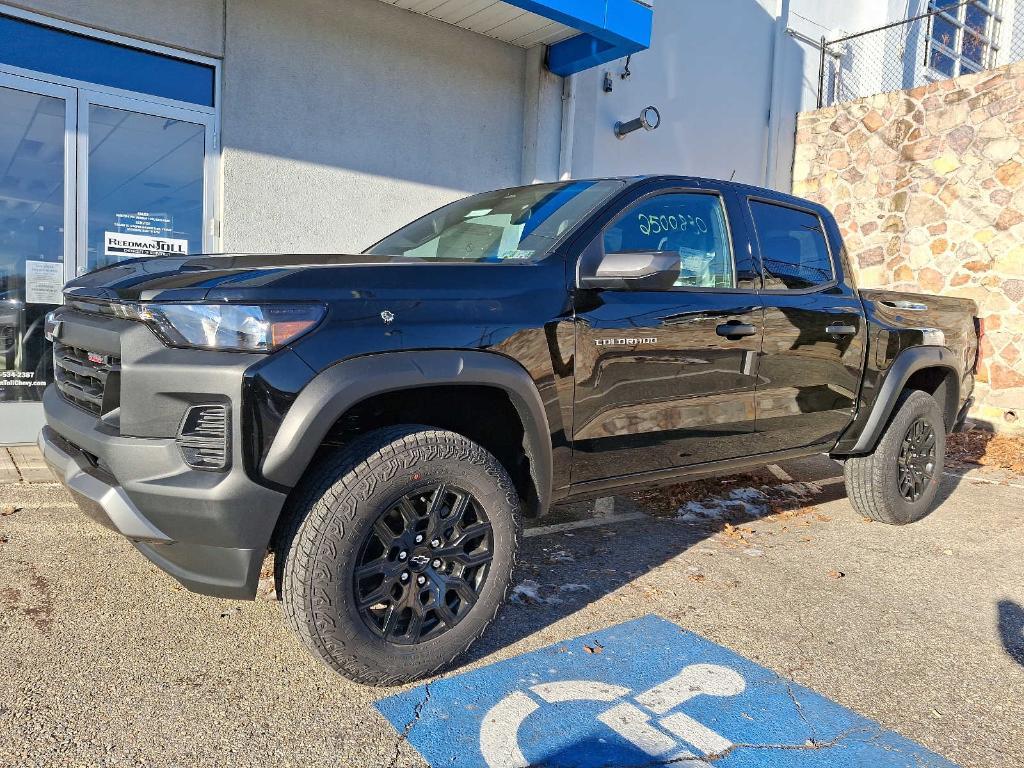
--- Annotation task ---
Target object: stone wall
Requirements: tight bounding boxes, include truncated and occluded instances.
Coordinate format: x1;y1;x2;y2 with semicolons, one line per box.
793;61;1024;431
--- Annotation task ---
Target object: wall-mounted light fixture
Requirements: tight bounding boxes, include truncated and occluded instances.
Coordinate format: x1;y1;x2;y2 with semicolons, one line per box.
614;106;660;139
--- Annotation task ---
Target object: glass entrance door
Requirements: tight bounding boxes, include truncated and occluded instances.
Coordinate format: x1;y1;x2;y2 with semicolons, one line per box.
78;95;213;274
0;74;75;413
0;10;218;444
0;80;215;442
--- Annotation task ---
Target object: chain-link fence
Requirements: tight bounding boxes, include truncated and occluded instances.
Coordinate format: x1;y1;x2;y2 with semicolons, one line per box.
817;0;1024;108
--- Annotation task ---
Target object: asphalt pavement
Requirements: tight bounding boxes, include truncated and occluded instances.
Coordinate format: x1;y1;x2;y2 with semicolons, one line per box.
1;454;1021;767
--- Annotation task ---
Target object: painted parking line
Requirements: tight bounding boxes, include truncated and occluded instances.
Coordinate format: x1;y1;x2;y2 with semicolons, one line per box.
767;463;794;481
524;511;648;538
377;615;957;768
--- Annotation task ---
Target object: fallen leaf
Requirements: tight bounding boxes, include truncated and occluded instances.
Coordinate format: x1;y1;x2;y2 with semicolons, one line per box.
688;573;706;583
584;643;604;655
827;570;845;579
1;505;19;516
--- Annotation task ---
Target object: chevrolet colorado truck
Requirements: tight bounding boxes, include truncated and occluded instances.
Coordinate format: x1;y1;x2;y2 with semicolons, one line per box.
39;176;980;685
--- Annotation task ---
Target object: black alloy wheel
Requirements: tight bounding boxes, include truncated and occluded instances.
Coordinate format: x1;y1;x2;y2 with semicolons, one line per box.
897;416;937;502
354;483;494;644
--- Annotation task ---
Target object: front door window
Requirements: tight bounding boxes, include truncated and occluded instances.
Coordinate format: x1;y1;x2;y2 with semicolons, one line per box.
0;83;68;402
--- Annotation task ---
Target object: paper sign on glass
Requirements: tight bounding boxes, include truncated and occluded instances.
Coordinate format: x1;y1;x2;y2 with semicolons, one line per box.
24;260;65;305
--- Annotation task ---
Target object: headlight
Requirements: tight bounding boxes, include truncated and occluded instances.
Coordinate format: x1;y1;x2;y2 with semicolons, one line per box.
119;303;325;352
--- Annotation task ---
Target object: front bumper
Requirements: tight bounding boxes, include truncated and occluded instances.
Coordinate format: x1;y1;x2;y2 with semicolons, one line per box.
41;363;288;600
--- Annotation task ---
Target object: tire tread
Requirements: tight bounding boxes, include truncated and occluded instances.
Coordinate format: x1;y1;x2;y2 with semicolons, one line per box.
843;389;945;525
277;425;519;685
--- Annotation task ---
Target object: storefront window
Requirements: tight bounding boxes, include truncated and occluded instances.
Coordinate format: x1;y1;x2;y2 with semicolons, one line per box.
86;105;207;272
0;85;66;402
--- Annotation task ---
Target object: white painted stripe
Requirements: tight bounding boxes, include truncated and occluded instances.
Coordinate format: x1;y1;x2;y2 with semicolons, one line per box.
479;691;537;768
767;463;793;481
530;680;629;704
816;476;845;486
596;702;679;756
634;664;746;714
524;511;647;538
660;711;733;757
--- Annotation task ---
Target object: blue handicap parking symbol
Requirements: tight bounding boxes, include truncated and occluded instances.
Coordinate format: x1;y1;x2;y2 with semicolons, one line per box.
376;615;957;767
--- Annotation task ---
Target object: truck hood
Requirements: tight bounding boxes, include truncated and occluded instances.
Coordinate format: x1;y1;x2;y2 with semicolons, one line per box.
62;253;525;303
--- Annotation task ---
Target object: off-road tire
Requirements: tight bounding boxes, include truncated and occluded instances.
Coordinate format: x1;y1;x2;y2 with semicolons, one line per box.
277;425;520;686
844;389;946;525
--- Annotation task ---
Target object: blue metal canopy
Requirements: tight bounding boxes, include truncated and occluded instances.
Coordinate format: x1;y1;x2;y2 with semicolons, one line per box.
503;0;653;75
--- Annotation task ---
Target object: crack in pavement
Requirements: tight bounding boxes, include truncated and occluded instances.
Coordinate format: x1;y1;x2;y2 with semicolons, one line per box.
784;680;815;742
387;680;433;768
701;725;878;762
518;725;881;768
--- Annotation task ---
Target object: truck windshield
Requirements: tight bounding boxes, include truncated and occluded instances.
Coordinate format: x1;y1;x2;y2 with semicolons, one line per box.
365;180;624;263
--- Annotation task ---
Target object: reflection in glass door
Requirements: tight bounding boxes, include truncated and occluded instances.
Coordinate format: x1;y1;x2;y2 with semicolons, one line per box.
0;77;74;404
81;99;210;273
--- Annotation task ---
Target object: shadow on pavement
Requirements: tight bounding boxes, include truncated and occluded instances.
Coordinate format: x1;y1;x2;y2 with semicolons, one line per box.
463;471;852;668
997;600;1024;667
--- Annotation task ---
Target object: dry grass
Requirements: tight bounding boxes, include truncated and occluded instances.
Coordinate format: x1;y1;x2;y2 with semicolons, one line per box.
946;428;1024;475
629;472;769;515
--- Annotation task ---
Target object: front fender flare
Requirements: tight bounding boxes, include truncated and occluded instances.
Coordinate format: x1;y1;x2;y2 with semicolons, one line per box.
261;350;553;515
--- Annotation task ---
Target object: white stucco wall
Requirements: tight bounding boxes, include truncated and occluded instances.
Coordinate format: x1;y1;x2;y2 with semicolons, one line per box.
572;0;781;187
568;0;916;193
218;0;533;253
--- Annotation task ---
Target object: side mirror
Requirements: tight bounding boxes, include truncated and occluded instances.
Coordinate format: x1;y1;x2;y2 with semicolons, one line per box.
580;251;680;291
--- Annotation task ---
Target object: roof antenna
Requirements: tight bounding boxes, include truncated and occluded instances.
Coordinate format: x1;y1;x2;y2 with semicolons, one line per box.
729;169;736;181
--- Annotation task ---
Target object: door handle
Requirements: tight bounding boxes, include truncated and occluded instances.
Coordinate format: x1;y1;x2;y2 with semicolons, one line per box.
716;322;758;339
825;323;857;336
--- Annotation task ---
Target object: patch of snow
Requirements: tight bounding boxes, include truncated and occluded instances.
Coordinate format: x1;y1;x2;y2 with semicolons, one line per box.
673;482;826;526
675;487;771;524
729;487;768;503
510;579;563;606
510;580;543;605
559;583;591;593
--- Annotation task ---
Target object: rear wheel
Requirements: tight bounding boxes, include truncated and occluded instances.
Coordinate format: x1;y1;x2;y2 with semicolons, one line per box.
844;389;946;525
278;425;520;685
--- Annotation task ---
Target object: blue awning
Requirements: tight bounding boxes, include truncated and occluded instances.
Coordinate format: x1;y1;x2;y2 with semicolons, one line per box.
505;0;653;76
378;1;652;77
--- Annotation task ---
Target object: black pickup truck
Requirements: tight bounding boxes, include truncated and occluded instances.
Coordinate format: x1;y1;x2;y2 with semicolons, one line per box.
40;176;979;685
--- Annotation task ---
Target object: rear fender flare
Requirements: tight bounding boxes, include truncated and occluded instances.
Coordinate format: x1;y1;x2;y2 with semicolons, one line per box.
261;350;553;515
844;346;960;455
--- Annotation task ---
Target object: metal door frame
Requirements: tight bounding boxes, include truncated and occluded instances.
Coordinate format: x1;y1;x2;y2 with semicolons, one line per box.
0;71;78;287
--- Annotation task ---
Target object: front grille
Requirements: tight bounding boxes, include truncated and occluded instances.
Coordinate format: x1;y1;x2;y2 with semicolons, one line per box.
53;342;121;416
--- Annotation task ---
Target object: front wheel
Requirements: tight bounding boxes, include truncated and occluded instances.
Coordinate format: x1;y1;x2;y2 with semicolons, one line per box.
843;389;946;525
278;425;520;685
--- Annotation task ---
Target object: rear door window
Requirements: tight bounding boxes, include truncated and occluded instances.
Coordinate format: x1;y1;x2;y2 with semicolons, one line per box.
748;200;834;290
